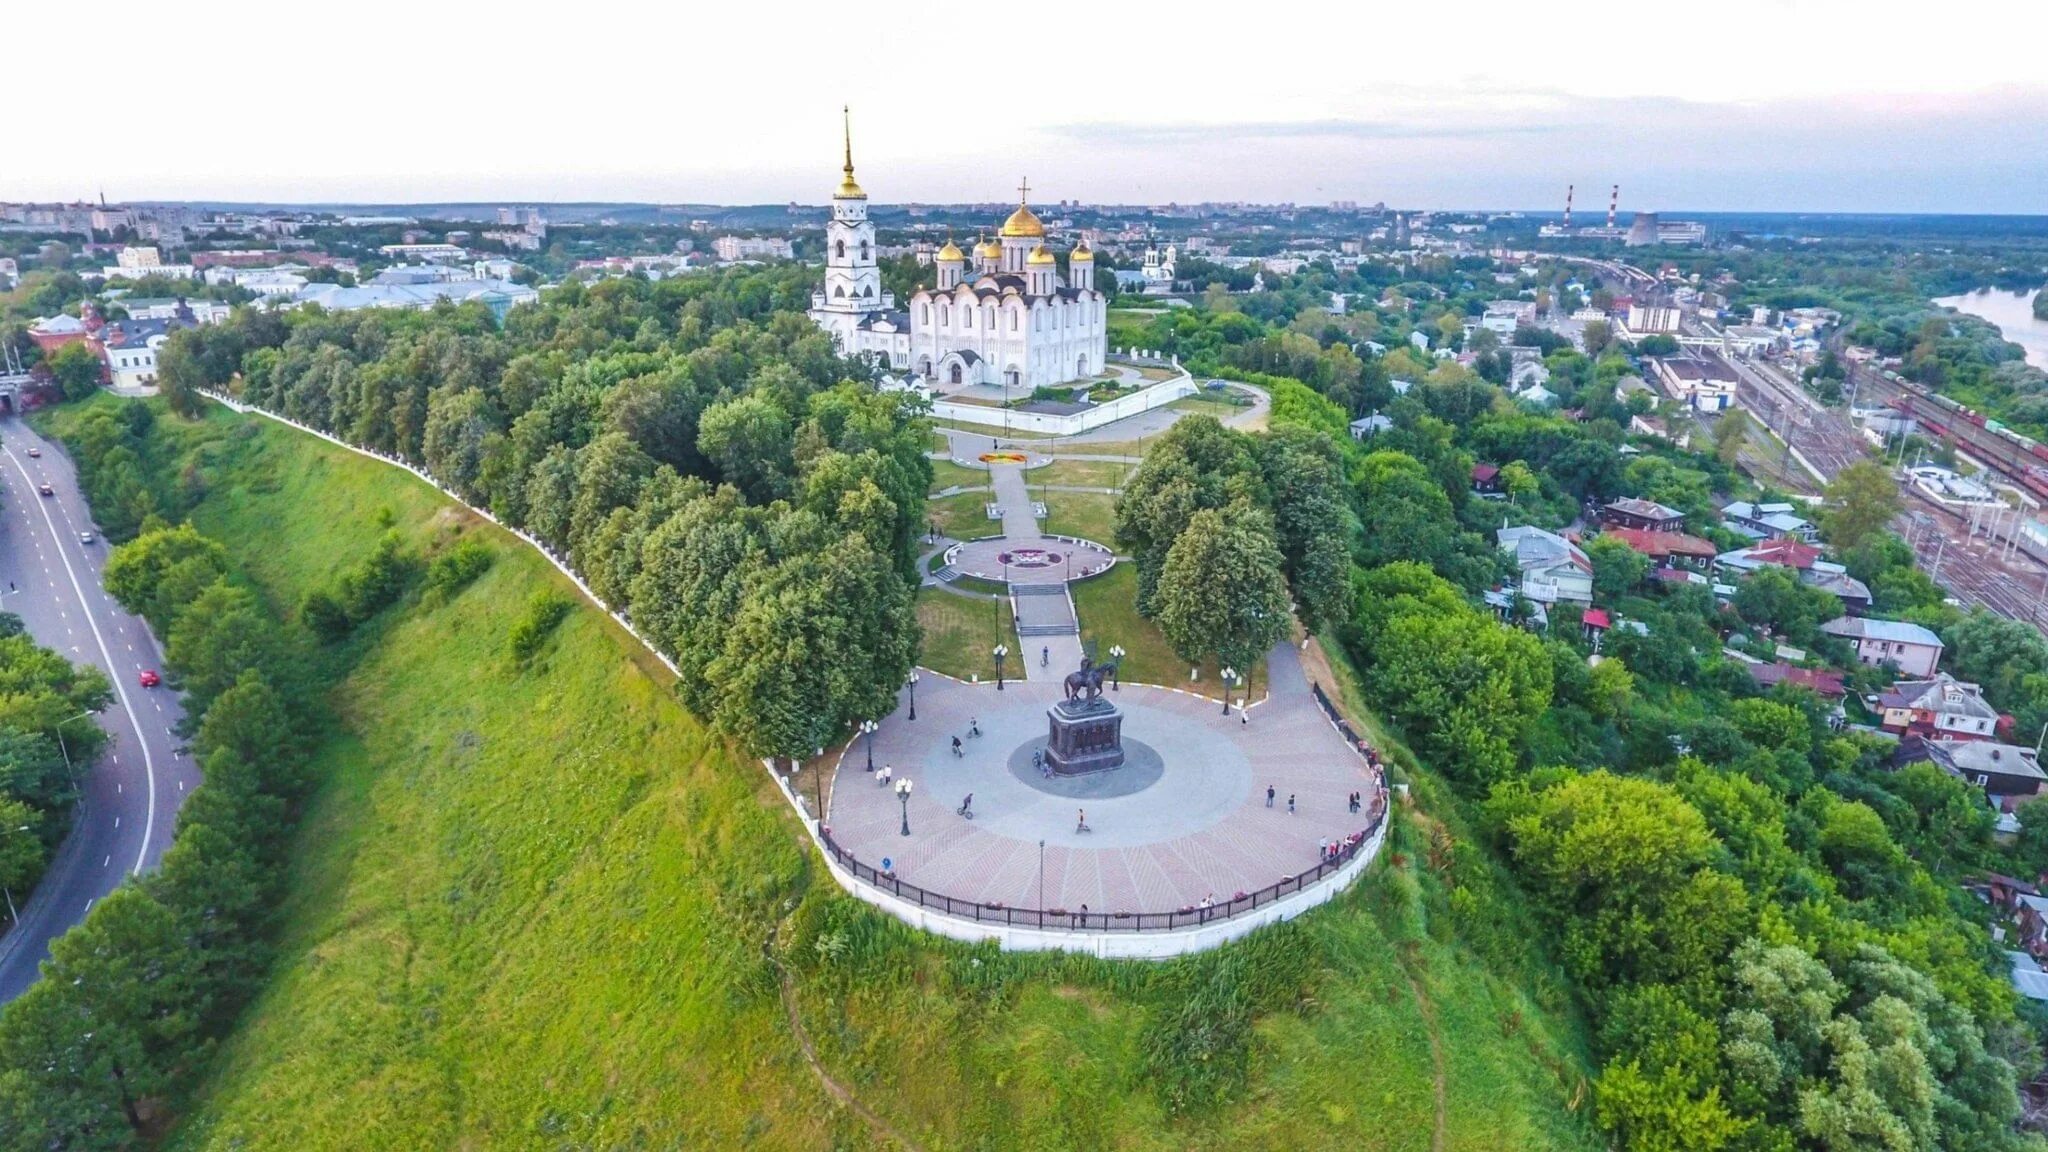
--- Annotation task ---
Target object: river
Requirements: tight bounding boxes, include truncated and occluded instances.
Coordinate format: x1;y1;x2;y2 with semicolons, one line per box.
1934;286;2048;371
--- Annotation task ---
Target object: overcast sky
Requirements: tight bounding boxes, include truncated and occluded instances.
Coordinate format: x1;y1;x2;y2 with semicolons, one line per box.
13;0;2047;213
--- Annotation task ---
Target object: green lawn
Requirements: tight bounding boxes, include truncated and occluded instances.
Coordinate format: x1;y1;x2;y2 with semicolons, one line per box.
1030;457;1129;490
1169;393;1251;420
1073;563;1253;699
1041;490;1119;544
41;398;1599;1152
928;457;989;493
928;488;998;540
916;587;1009;683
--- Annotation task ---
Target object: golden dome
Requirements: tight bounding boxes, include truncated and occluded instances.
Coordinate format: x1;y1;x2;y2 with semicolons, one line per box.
1027;245;1057;265
975;237;1002;259
1071;237;1093;259
1000;202;1045;238
935;238;964;262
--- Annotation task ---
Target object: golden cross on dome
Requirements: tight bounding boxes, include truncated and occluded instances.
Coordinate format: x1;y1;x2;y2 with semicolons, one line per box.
1017;176;1030;204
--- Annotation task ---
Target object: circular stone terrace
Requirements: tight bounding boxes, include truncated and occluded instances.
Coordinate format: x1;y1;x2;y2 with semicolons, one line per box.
823;647;1385;931
944;536;1115;586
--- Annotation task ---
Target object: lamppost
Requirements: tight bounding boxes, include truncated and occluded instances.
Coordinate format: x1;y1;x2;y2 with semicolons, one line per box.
0;823;29;925
907;670;920;722
1038;838;1046;912
53;711;92;792
896;778;914;836
1220;667;1237;715
994;644;1008;691
860;719;878;772
1109;645;1125;691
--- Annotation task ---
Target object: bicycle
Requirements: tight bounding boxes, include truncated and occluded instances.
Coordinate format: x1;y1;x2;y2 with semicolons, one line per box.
956;795;975;819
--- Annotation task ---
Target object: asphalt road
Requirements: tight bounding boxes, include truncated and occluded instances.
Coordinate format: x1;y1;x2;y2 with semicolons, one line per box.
0;415;195;1003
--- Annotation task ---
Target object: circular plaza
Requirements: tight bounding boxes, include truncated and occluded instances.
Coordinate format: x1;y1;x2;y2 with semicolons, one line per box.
823;649;1384;923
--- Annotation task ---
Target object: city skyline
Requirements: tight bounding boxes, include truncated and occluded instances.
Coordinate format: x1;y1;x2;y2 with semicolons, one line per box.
10;0;2048;213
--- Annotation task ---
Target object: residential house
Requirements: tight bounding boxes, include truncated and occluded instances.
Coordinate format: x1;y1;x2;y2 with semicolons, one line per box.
1601;526;1719;571
1603;497;1687;533
1719;541;1873;613
97;317;185;389
1822;616;1944;678
1876;674;2005;741
1498;525;1594;606
1746;662;1847;699
1348;414;1392;441
1723;500;1819;543
1471;463;1501;495
1898;737;2046;812
1515;381;1558;407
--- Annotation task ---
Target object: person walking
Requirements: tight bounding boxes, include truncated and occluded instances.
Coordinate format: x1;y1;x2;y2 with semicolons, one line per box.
1076;808;1089;833
1266;784;1276;808
1318;837;1328;859
1041;645;1049;667
1287;793;1296;815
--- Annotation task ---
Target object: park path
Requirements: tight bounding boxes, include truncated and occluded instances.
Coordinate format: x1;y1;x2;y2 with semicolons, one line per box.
976;460;1083;681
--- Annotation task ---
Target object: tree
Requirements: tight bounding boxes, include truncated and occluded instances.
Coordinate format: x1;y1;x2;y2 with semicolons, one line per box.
1258;429;1353;633
1582;319;1614;356
1711;409;1750;466
45;341;103;401
1499;460;1540;505
1434;310;1465;347
697;392;794;504
1819;461;1902;553
1153;506;1292;671
0;887;201;1141
1587;535;1650;603
1114;416;1264;614
0;796;45;903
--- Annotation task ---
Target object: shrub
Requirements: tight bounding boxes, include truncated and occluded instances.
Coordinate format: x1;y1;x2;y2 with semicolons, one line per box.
423;538;493;603
507;589;574;664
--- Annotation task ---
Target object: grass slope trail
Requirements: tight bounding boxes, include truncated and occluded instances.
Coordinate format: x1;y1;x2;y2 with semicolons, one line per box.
50;399;1599;1151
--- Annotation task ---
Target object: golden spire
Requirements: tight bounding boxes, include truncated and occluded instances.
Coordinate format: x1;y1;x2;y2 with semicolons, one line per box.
835;105;867;200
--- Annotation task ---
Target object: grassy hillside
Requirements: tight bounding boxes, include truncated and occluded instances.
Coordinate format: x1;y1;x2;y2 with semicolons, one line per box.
40;397;1601;1151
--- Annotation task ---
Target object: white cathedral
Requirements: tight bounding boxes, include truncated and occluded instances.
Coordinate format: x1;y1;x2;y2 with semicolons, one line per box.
808;116;1108;391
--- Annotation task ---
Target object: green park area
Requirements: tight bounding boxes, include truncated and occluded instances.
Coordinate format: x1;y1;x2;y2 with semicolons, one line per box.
927;456;989;493
1041;490;1119;544
23;396;1597;1152
928;488;996;540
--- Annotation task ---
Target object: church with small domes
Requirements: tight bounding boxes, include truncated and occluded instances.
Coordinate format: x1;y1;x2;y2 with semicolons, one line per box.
807;113;1107;392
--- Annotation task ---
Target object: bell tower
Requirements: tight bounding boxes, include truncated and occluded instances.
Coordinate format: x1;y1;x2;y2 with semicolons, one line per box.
820;106;883;315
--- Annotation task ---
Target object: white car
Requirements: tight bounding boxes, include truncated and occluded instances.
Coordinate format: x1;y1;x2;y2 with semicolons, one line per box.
78;531;95;545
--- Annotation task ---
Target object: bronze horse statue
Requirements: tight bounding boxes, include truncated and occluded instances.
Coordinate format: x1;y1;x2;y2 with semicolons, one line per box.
1063;655;1117;703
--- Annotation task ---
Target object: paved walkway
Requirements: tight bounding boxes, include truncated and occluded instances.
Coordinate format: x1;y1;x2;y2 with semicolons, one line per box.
830;642;1375;912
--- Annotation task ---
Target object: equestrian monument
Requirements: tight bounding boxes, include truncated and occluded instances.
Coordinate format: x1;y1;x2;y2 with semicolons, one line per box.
1046;655;1125;776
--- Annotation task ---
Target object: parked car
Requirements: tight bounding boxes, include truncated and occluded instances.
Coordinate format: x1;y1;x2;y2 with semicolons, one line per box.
37;484;52;497
138;669;160;688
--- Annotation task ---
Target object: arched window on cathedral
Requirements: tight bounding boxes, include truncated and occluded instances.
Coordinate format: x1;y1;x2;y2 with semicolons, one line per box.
983;306;993;329
1010;310;1018;332
860;242;870;260
940;305;950;326
835;240;845;258
918;304;928;325
833;286;844;298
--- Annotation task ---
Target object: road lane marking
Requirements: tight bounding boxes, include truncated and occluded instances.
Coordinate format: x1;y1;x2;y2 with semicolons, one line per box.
3;445;160;876
102;856;109;868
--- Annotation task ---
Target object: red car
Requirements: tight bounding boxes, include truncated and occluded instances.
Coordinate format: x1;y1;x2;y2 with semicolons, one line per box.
138;669;161;688
25;448;39;458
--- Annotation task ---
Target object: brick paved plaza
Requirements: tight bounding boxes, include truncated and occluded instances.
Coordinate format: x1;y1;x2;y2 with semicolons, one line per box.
826;645;1379;914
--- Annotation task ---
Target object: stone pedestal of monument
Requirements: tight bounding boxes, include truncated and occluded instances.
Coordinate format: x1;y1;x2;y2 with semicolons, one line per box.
1045;697;1126;776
